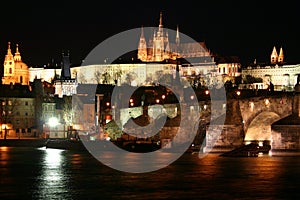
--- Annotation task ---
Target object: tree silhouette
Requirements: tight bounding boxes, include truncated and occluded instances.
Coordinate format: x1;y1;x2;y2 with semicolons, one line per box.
0;98;18;140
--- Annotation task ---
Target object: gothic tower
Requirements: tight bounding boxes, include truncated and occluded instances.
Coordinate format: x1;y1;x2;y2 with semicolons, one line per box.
270;46;278;64
137;26;148;61
54;52;78;98
278;46;284;63
152;11;166;61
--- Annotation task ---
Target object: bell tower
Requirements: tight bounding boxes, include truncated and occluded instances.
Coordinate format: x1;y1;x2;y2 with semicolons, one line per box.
3;42;15;78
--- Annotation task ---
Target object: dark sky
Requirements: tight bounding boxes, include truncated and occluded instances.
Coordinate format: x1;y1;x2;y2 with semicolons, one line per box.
0;0;299;67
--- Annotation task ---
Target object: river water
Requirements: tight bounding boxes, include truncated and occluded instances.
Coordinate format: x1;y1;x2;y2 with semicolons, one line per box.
1;146;300;200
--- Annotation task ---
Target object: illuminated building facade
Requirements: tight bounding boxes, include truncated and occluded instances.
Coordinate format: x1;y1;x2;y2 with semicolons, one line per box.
241;46;300;91
2;42;29;85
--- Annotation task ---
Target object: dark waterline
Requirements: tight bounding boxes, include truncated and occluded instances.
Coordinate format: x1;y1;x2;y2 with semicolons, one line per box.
1;147;300;200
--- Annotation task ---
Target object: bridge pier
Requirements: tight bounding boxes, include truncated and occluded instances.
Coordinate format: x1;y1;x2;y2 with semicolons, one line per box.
269;78;300;155
204;99;244;153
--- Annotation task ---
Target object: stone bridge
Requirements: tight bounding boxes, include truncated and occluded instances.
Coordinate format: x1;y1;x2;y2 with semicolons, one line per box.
238;95;292;142
204;91;295;152
119;90;295;152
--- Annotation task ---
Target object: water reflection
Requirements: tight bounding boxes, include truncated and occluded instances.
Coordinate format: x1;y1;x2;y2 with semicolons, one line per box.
1;147;300;199
33;148;72;199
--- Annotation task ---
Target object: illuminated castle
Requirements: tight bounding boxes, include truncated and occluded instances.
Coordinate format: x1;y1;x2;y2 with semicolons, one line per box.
137;12;212;62
2;42;29;85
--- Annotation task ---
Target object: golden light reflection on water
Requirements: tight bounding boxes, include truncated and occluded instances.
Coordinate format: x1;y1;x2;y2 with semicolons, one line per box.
0;146;9;166
71;153;84;165
0;146;9;151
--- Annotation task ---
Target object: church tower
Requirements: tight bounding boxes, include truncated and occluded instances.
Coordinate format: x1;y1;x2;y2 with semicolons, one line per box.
270;46;278;64
278;46;284;63
3;42;15;79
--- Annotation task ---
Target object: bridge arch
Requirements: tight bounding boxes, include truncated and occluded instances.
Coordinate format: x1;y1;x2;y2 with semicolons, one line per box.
244;111;281;142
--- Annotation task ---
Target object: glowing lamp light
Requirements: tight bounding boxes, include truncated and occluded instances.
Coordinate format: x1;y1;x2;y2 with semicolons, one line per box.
48;117;59;127
162;94;166;100
156;99;160;104
190;95;194;100
205;90;209;95
2;124;6;129
265;99;270;106
236;90;241;96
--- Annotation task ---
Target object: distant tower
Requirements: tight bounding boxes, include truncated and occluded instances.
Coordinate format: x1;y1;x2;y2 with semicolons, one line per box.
137;26;148;61
270;46;278;64
278;46;284;63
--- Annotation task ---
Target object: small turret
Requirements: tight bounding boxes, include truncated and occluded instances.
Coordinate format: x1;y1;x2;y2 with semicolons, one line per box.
14;44;22;62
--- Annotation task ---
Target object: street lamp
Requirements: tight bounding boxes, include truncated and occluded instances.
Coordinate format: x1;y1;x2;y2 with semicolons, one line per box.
129;98;134;107
48;117;59;127
48;117;59;138
161;94;166;105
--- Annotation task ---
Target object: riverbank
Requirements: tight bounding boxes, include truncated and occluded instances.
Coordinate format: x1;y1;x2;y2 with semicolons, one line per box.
0;138;47;147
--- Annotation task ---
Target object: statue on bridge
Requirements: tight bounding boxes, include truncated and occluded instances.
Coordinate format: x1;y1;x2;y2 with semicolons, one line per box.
295;74;300;92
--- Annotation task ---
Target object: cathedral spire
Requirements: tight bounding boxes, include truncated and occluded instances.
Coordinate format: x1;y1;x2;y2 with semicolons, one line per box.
159;11;163;28
176;25;180;46
141;25;144;38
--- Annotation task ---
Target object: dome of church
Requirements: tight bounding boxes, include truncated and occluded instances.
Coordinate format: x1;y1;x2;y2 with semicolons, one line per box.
14;60;29;71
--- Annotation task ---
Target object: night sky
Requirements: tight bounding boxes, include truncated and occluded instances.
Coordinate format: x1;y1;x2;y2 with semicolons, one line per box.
0;0;299;67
